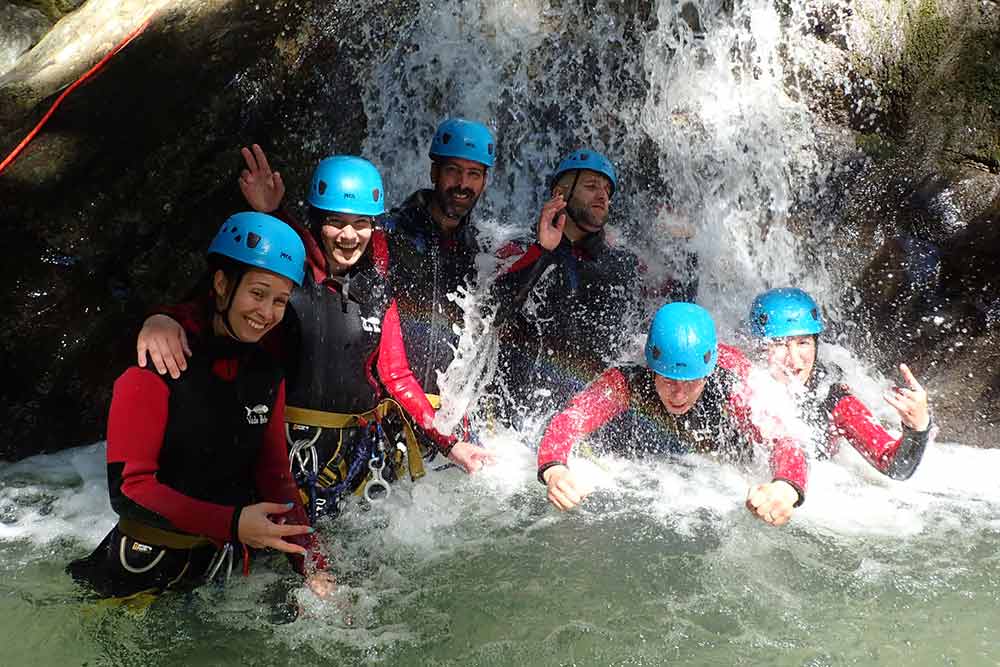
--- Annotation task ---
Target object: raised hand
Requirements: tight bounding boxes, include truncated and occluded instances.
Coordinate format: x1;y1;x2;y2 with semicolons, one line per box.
536;194;568;251
238;144;285;213
884;363;930;431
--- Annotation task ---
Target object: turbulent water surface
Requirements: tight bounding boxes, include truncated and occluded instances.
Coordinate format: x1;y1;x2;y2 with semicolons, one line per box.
3;0;997;664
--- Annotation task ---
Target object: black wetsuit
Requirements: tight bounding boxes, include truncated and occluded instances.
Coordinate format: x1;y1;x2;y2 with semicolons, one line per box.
382;190;479;395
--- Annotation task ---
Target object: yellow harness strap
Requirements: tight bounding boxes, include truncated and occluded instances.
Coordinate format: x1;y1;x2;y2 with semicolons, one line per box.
285;406;368;430
286;398;431;489
117;518;212;550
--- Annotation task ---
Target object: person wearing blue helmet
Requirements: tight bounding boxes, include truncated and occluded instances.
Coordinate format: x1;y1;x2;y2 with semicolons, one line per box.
492;148;687;420
68;213;336;600
748;288;931;480
536;302;808;526
136;149;494;523
380;118;498;398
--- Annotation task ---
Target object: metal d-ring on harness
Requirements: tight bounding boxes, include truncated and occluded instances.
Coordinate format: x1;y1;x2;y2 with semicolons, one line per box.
203;542;234;584
286;424;324;523
363;422;392;502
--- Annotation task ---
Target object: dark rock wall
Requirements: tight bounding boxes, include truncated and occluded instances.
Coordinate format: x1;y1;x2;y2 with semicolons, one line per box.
0;0;418;459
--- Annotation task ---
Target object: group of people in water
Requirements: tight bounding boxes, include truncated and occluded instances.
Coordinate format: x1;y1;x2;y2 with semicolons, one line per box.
68;118;933;603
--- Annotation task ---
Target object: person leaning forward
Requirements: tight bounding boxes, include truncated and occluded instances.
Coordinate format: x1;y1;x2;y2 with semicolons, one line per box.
537;302;808;527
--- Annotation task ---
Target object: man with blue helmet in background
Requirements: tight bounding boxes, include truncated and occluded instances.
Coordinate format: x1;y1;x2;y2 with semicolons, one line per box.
382;118;497;399
536;302;807;526
748;288;931;480
493;149;651;419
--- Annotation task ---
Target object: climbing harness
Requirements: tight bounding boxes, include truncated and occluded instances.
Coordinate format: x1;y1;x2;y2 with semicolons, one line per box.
286;398;433;521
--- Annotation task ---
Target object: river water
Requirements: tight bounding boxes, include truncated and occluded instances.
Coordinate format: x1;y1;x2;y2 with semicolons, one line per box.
3;0;997;665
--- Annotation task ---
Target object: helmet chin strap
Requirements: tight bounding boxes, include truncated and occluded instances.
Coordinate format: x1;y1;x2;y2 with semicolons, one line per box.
216;269;246;342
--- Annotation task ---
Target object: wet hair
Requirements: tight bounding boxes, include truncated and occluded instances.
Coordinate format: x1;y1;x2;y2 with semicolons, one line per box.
181;253;246;305
306;205;328;244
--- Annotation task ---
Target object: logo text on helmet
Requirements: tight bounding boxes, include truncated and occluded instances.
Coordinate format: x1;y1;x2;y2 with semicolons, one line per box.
280;252;293;261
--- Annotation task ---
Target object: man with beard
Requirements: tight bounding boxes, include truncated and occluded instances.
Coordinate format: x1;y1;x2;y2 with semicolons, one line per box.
492;149;646;421
382;118;496;400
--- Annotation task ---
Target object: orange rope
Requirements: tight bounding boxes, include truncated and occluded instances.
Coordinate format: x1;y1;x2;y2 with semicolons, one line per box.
0;9;158;175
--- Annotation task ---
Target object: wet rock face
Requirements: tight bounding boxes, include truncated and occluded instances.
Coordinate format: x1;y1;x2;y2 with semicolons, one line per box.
830;2;1000;446
0;2;51;76
0;0;416;459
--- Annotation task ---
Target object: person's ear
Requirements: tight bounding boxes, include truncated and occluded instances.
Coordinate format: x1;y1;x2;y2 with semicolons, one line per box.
213;269;230;303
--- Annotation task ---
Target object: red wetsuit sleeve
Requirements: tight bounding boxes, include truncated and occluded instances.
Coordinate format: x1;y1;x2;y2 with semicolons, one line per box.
829;392;925;480
502;242;546;274
537;368;631;480
376;299;457;450
106;367;238;544
718;345;808;503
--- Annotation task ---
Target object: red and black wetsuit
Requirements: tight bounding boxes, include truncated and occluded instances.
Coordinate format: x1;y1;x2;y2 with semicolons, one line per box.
67;327;315;599
537;345;808;502
802;361;930;480
382;190;480;395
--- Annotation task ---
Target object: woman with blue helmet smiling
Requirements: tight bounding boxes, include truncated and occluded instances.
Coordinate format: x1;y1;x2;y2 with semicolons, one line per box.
68;213;333;600
748;288;931;480
536;302;808;526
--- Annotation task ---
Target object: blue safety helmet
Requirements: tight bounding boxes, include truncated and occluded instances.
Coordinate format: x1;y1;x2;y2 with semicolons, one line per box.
208;212;306;286
429;118;496;168
748;288;824;339
552;148;617;196
645;302;718;380
308;155;385;217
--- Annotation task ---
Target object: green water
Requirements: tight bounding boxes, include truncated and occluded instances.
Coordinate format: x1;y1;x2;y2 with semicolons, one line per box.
1;443;998;666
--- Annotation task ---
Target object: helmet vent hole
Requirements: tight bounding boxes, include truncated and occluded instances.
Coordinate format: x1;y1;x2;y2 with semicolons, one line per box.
233;235;242;244
703;351;712;364
488;143;495;155
758;314;768;325
373;188;380;202
246;232;261;249
811;308;819;320
441;132;452;145
317;180;327;195
651;346;662;360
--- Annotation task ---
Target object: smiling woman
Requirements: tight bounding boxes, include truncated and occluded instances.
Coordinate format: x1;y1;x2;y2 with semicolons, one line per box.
66;212;334;602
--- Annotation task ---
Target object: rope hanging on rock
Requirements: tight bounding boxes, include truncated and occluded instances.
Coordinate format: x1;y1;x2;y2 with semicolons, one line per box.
0;8;159;176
